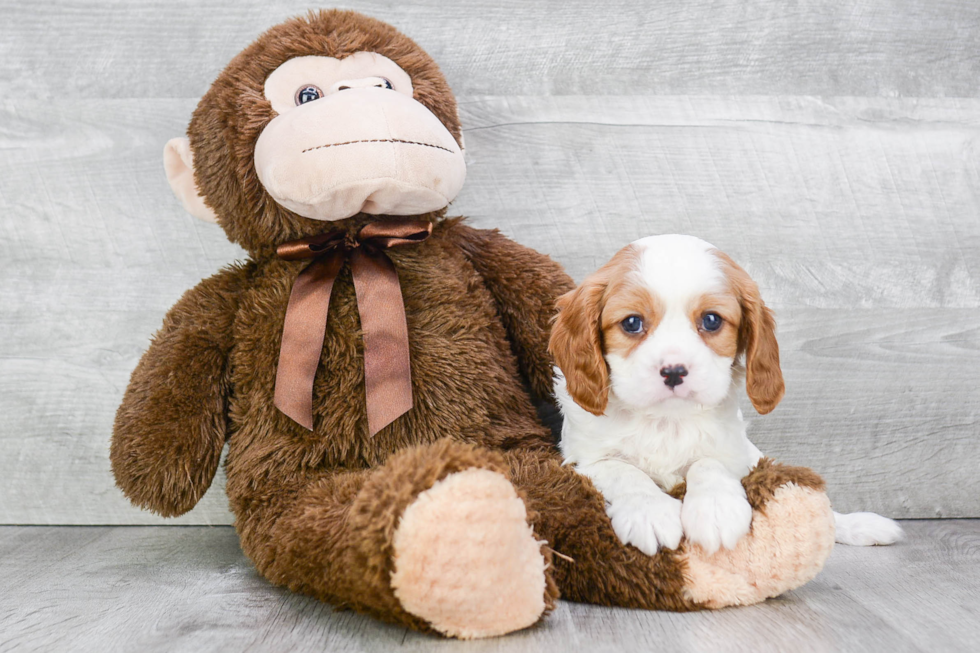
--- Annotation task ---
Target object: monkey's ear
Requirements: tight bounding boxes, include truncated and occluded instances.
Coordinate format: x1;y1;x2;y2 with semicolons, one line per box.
456;107;465;151
163;137;218;223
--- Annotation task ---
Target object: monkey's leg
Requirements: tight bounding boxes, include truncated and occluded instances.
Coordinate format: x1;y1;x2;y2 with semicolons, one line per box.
505;450;835;610
234;439;557;639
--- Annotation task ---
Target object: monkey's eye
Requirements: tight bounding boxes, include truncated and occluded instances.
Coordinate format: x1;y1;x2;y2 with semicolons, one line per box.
701;312;723;332
295;85;323;105
621;315;644;334
377;77;394;90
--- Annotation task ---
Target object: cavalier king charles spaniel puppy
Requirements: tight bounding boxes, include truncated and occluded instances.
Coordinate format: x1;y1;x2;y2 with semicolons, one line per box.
549;234;903;556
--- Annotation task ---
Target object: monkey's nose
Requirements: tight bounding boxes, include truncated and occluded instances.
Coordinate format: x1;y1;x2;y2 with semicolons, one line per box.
660;364;688;388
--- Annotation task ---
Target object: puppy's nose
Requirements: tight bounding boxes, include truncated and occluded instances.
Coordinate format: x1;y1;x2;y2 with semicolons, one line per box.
660;364;688;388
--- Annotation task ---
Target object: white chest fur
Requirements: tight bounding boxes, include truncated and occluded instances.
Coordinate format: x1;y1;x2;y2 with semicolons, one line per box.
555;372;761;491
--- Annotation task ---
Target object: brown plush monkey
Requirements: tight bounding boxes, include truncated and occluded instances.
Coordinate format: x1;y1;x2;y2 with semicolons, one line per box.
111;10;835;639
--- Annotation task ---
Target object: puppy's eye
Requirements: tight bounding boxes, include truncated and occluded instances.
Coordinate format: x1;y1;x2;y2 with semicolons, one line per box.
701;312;723;332
295;85;323;105
621;315;644;334
377;77;394;90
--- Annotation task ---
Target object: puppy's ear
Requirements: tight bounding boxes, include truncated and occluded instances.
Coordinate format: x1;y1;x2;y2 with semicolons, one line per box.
742;298;784;414
549;273;609;416
732;262;786;415
718;252;785;414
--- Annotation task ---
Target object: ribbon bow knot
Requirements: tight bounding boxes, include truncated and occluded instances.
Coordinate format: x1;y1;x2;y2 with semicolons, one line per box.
274;219;433;435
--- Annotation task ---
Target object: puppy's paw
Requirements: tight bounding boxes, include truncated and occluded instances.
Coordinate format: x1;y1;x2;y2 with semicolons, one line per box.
681;490;753;555
834;511;904;546
606;492;684;556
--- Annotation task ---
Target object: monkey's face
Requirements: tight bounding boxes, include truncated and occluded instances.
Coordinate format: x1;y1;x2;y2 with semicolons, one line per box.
254;52;465;221
164;11;468;252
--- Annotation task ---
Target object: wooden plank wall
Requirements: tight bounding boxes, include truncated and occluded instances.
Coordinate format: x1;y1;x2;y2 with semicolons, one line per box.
1;0;977;524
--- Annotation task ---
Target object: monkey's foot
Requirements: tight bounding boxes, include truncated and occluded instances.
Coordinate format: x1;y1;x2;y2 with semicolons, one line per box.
390;468;552;639
681;483;836;608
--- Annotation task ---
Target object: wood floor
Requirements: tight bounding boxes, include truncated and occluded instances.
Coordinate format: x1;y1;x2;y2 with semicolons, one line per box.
1;520;977;652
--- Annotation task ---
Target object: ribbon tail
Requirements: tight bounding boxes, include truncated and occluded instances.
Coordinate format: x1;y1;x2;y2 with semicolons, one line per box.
274;252;344;430
350;248;414;436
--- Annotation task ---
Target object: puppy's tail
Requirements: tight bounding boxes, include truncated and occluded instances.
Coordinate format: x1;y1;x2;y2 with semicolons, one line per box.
833;511;904;546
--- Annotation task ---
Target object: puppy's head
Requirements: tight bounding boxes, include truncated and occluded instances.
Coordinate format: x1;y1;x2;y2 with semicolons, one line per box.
549;235;784;416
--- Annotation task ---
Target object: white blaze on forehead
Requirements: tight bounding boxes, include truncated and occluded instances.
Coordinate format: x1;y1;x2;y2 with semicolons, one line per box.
632;234;727;303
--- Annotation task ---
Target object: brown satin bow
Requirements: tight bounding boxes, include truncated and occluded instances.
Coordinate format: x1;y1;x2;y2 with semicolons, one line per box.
274;218;432;435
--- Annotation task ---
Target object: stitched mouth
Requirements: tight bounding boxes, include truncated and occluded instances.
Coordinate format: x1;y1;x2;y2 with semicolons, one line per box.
302;138;454;154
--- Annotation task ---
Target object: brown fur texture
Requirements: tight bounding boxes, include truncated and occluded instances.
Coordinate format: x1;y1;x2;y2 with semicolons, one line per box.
112;10;834;638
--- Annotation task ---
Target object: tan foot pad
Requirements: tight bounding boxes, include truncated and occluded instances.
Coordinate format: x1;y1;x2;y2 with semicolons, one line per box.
682;483;836;608
391;468;547;639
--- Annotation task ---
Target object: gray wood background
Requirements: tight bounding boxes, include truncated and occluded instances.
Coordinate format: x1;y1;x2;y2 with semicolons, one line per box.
1;0;978;525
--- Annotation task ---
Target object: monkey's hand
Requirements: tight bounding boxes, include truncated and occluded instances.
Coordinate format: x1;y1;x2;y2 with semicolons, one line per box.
111;263;252;517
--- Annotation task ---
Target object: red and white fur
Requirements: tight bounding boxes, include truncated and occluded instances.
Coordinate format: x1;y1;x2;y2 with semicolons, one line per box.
549;235;903;556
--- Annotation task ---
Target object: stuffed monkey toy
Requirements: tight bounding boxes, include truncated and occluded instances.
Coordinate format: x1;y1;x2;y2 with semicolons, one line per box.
111;10;835;639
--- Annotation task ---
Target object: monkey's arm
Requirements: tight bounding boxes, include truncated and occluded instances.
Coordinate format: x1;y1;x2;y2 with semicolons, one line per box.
448;221;575;400
111;262;253;517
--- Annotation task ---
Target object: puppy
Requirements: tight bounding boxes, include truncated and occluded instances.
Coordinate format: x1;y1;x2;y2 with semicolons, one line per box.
549;234;903;555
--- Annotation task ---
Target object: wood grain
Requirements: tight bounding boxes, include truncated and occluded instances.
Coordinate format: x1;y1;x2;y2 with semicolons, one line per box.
1;1;978;524
0;521;978;651
2;0;979;99
459;95;980;292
